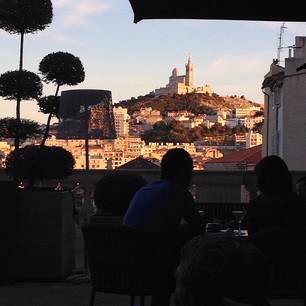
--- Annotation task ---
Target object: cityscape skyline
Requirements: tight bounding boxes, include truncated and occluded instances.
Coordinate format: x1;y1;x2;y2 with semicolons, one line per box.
1;0;306;124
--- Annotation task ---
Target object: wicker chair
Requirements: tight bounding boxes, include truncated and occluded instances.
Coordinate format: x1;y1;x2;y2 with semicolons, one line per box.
246;226;306;304
81;223;175;306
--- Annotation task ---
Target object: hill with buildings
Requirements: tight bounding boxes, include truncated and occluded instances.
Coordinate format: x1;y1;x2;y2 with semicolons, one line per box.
116;92;261;116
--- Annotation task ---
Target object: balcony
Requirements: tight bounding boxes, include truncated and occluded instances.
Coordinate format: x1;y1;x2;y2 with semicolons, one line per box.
1;168;305;220
1;169;305;306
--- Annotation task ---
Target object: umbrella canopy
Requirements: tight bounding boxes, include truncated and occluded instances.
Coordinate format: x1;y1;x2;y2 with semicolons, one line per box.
128;0;306;23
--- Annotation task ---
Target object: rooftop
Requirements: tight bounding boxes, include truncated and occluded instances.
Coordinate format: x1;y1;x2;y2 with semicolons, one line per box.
205;145;262;164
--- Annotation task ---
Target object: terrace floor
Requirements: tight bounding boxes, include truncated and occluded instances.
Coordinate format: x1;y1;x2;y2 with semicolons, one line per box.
0;224;302;306
0;224;175;306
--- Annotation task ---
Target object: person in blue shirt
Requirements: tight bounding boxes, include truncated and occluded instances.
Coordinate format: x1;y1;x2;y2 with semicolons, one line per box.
123;148;205;306
123;147;204;237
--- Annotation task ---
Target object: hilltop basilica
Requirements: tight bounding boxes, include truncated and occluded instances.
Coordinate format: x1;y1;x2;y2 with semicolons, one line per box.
154;53;213;97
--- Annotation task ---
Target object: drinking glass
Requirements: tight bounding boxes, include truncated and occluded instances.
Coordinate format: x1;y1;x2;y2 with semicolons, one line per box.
232;210;246;236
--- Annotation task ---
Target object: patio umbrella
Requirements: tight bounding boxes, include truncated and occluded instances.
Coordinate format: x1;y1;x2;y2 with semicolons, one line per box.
128;0;306;23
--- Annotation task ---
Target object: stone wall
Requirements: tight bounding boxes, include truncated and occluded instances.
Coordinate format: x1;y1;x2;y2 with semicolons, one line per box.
1;169;305;203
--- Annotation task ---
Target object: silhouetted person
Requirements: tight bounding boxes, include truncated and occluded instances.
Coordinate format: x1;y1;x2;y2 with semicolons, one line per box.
123;148;205;306
247;155;306;235
175;232;271;306
93;171;147;216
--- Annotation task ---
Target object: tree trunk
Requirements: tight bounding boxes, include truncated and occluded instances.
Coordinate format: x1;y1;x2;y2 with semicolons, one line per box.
41;84;61;146
14;31;25;152
40;113;52;146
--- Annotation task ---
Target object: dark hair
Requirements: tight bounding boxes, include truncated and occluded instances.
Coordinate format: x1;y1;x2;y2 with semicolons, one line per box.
175;233;271;306
255;155;292;194
161;148;193;180
94;171;147;216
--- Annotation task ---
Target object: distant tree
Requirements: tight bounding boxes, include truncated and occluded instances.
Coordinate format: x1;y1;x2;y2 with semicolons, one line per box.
210;123;223;136
38;51;85;145
152;120;168;130
188;126;203;142
0;0;53;150
210;123;232;136
252;121;264;133
232;125;247;134
169;120;190;142
254;111;264;117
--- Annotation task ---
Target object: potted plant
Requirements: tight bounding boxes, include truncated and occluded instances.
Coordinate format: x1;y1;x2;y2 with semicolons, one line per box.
5;144;75;188
4;145;77;280
0;1;83;280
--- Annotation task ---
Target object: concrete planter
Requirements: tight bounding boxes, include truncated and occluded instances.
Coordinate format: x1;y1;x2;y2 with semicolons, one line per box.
14;189;75;280
0;181;16;285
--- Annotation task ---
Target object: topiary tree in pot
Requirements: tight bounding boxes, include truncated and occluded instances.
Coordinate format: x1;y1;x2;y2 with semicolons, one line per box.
5;145;75;189
5;145;76;280
1;1;77;280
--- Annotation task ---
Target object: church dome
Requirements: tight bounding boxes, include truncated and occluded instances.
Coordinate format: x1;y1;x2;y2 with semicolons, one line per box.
172;68;179;76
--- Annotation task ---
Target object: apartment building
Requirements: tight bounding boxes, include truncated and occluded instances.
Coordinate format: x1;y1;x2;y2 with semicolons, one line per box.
113;106;130;138
246;132;263;148
262;36;306;170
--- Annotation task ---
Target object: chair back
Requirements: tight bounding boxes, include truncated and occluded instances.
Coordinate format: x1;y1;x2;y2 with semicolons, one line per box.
81;223;174;296
246;226;306;300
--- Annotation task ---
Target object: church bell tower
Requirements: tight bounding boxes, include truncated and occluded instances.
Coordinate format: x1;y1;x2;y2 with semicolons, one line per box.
185;52;194;87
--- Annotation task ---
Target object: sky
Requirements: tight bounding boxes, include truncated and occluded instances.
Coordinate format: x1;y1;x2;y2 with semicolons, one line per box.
1;0;306;124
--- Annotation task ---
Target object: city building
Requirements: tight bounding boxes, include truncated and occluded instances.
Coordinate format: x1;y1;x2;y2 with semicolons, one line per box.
113;106;130;138
246;132;263;148
244;115;264;130
262;36;306;171
204;144;262;171
154;53;213;96
235;106;261;118
0;141;11;168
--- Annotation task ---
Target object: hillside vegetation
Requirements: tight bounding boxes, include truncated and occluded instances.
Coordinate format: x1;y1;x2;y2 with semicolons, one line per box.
116;92;261;115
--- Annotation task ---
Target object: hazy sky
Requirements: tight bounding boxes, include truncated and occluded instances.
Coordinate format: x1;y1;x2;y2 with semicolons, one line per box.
1;0;306;124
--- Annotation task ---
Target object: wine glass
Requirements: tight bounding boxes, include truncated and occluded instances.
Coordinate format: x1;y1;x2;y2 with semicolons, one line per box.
232;210;246;236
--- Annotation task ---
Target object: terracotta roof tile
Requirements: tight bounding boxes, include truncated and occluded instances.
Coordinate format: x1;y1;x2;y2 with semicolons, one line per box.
117;157;160;169
205;145;262;164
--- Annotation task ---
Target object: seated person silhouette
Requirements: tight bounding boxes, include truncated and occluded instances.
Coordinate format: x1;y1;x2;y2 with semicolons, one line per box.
247;155;306;235
175;232;271;306
91;171;147;223
123;148;205;306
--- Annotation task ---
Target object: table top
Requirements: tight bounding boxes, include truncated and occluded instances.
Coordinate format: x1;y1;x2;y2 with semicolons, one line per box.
221;229;248;237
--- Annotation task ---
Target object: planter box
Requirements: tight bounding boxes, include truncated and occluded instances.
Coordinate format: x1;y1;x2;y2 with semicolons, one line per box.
14;189;75;280
0;181;16;285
